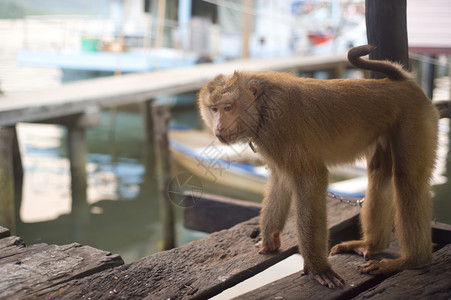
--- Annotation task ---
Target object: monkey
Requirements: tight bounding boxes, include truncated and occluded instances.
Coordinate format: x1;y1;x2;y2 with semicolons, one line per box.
197;45;439;288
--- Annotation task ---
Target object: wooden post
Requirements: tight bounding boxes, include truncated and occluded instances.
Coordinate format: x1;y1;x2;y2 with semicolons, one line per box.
63;108;100;217
420;55;436;98
67;125;89;213
241;0;252;59
12;126;23;224
0;127;16;233
152;103;175;250
141;99;155;143
365;0;409;78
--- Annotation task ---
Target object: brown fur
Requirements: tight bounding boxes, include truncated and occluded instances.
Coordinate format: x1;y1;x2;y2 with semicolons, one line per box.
197;45;439;288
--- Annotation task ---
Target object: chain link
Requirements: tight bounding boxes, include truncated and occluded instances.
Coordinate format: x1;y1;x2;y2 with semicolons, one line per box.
327;191;365;207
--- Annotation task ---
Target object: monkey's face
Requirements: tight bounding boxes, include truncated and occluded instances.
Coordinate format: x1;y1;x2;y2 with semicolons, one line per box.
200;94;250;144
198;73;259;144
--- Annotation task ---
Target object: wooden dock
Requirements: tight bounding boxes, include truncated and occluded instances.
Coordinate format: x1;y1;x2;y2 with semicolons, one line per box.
0;194;450;299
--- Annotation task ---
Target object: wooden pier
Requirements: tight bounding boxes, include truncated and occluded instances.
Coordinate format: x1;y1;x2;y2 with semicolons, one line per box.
0;194;450;299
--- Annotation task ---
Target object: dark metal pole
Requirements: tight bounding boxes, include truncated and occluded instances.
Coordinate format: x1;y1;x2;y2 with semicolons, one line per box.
365;0;409;78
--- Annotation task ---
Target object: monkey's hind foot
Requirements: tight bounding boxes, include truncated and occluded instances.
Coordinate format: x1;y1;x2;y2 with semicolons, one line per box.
329;240;374;260
358;258;405;275
256;232;281;254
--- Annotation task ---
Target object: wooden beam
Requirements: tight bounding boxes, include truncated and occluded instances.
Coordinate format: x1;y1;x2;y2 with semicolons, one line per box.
184;193;261;233
67;124;89;214
11;126;23;223
141;99;155;143
152;103;175;250
0;127;15;233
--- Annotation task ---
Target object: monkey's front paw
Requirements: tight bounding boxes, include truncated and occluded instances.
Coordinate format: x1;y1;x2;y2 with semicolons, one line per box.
330;241;371;260
305;269;345;289
256;232;281;254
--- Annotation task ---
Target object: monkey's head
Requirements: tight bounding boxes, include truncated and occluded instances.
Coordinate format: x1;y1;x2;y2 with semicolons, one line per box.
198;72;262;144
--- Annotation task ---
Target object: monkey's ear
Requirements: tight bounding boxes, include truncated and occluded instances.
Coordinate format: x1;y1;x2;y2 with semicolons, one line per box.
247;78;263;99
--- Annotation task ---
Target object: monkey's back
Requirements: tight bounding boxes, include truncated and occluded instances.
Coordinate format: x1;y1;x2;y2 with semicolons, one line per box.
249;71;438;165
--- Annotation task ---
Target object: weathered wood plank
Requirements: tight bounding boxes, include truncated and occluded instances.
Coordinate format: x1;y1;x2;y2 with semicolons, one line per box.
432;221;451;246
0;226;10;239
236;239;401;300
0;237;124;300
36;198;360;299
0;54;348;127
352;244;451;300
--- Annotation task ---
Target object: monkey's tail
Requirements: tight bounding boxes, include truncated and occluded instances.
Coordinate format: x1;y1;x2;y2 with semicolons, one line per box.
347;45;410;81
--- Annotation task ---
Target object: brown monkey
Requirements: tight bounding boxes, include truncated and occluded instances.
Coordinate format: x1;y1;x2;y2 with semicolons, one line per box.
198;45;439;288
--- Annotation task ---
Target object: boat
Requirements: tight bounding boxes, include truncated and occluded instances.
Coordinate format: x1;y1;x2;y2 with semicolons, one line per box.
168;129;367;197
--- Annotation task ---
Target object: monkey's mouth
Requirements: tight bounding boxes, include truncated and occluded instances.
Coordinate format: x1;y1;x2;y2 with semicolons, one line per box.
215;128;249;144
215;134;229;144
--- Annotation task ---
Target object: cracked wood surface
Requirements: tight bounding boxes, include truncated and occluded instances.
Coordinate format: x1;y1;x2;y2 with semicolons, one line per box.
0;227;124;300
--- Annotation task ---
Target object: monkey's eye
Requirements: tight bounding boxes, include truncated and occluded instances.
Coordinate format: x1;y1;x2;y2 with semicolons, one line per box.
223;104;233;112
210;105;218;113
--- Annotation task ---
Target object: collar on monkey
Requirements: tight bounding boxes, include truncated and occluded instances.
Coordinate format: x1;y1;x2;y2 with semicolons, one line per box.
248;139;257;153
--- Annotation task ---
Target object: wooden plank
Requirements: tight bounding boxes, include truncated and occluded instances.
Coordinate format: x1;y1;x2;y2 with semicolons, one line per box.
183;193;261;233
0;54;348;127
352;244;451;300
432;221;451;245
237;238;402;300
0;235;124;300
0;226;10;239
36;198;360;299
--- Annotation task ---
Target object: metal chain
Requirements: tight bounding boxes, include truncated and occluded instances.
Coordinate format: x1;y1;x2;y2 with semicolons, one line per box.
327;191;365;207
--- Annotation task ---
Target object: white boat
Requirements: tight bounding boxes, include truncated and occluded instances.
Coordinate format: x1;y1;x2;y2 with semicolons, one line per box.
168;129;367;197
